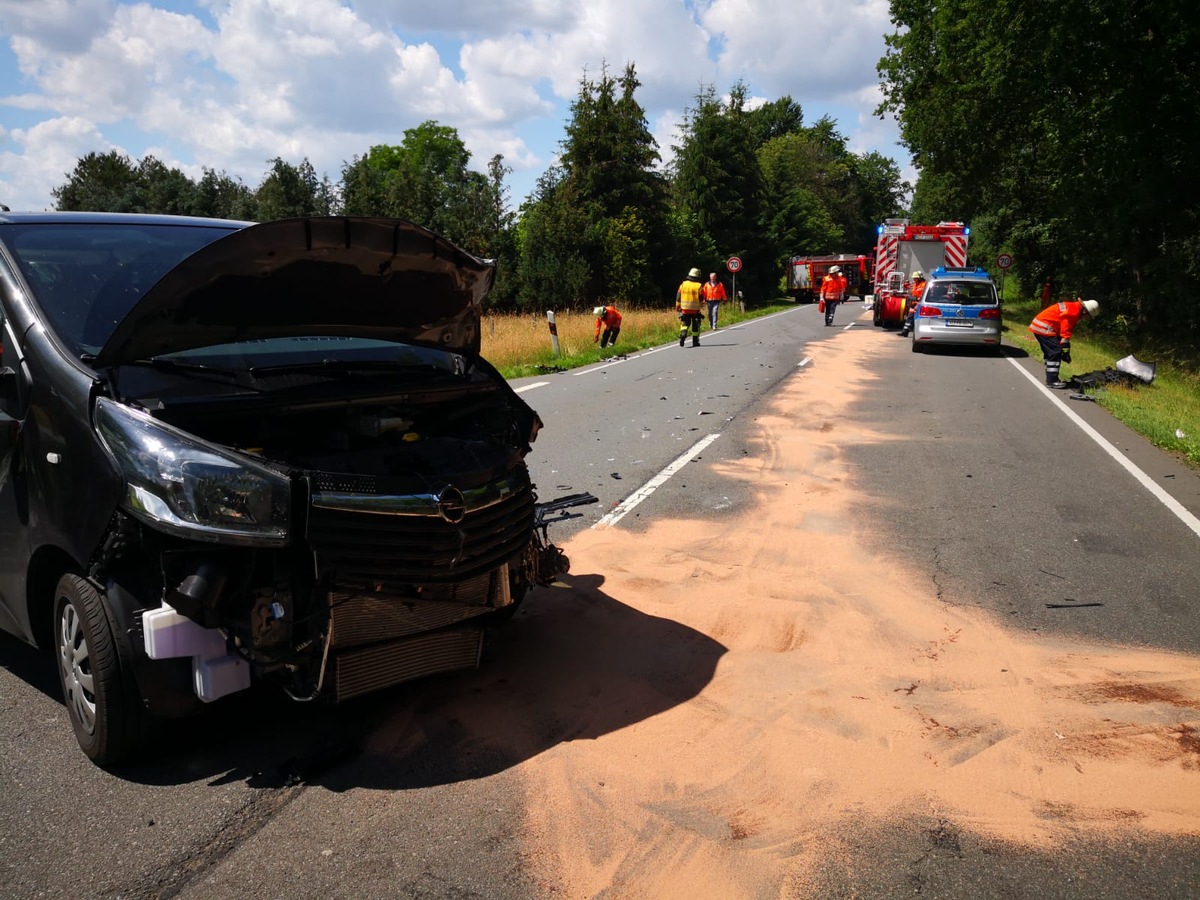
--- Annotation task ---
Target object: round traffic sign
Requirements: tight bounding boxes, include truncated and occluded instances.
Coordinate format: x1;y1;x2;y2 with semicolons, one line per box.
726;256;743;273
996;253;1013;270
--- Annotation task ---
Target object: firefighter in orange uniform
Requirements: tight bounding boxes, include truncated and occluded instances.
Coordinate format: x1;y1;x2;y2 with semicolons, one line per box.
820;265;848;326
1028;297;1099;388
899;270;926;336
701;272;728;330
593;304;622;348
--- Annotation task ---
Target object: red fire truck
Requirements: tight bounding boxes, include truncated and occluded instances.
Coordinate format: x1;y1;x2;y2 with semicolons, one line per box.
786;253;873;303
871;219;970;327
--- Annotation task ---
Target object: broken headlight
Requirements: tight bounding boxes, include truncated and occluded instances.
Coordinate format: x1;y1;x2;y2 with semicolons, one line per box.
94;397;290;546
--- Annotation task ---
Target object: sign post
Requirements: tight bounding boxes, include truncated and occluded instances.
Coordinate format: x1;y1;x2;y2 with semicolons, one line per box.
995;253;1013;300
726;256;743;311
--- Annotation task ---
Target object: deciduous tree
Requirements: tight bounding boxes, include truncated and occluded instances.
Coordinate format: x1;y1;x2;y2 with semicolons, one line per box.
879;0;1200;333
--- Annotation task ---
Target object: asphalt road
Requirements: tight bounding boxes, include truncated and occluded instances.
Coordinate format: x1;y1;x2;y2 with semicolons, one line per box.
2;302;1198;898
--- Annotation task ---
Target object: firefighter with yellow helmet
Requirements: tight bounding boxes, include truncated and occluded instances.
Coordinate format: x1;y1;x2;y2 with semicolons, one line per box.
676;267;704;347
899;270;926;336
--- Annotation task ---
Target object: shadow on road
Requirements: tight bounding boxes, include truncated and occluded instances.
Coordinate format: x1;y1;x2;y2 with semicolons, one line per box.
30;572;724;790
0;630;63;701
907;339;1024;358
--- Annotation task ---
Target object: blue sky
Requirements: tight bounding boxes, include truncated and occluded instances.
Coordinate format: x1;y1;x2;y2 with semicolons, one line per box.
0;0;912;213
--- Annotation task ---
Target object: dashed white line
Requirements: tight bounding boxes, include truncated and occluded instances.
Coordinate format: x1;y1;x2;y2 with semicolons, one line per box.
514;381;550;393
594;433;723;528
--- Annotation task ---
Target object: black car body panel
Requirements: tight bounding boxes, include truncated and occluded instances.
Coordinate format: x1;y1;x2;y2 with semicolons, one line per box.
0;213;569;764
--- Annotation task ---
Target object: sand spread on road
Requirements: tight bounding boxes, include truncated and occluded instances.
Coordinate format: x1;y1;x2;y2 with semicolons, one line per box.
517;326;1200;898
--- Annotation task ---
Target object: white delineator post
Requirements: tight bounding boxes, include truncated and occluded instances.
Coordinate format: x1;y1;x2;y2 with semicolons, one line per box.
546;310;561;356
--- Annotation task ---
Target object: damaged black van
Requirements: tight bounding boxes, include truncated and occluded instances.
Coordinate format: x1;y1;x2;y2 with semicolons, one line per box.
0;213;586;764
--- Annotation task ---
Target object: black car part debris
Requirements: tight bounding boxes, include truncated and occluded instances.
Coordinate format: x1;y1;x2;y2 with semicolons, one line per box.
1068;354;1158;392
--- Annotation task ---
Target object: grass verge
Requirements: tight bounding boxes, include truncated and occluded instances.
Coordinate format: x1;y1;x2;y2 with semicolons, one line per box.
482;302;792;379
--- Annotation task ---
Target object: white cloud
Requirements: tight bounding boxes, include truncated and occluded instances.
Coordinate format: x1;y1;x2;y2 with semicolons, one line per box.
0;0;912;211
346;0;581;36
0;0;114;57
0;116;116;211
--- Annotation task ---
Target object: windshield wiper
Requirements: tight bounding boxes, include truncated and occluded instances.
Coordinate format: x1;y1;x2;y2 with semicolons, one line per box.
111;357;261;390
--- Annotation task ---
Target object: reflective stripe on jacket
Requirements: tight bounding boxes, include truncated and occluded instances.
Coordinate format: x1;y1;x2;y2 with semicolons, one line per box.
677;280;703;312
820;274;847;300
701;281;727;302
1028;300;1084;341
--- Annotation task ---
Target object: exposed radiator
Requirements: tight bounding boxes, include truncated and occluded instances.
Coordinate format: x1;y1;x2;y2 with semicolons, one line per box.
331;629;484;701
328;566;510;648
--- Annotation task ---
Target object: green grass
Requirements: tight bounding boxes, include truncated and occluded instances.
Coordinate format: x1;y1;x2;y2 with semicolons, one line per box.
1001;296;1200;468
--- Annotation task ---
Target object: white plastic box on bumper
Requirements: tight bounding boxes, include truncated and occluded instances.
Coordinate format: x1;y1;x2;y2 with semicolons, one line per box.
143;604;252;702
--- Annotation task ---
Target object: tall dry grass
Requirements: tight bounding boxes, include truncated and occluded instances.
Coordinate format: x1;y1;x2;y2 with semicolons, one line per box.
480;307;688;376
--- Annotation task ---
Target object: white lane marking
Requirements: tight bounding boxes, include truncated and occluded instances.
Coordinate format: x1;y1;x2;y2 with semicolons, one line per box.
797;356;812;368
514;381;550;393
594;433;723;528
1007;356;1200;540
573;357;630;376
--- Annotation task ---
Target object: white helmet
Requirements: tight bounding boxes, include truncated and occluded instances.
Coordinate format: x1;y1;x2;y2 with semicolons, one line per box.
688;267;701;278
912;270;923;279
1082;299;1100;316
829;266;841;274
593;306;606;316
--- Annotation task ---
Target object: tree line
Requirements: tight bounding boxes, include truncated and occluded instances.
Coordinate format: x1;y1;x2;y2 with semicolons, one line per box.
49;62;907;314
879;0;1200;337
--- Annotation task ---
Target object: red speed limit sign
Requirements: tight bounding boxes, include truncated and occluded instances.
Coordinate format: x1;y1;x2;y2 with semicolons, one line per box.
996;253;1013;269
726;256;743;273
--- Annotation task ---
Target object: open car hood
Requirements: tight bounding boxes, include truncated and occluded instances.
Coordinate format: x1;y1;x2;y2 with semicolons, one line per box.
93;217;495;367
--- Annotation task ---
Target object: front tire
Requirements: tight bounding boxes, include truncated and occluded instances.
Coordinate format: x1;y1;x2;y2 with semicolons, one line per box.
54;573;148;765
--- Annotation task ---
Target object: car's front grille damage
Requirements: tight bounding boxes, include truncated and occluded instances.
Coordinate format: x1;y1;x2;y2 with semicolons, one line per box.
305;471;534;702
327;568;508;647
307;472;535;586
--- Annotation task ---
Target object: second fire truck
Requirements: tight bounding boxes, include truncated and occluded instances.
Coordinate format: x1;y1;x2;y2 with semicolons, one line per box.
871;219;970;327
787;253;873;303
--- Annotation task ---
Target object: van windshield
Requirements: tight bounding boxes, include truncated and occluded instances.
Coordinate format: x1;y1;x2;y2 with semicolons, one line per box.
4;222;239;355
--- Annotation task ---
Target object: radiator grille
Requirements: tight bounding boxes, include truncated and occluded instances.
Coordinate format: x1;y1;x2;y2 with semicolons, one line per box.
328;567;509;647
307;475;535;586
332;629;483;701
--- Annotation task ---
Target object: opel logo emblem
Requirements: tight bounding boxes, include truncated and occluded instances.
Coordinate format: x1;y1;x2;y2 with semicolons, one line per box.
436;486;466;524
955;309;965;317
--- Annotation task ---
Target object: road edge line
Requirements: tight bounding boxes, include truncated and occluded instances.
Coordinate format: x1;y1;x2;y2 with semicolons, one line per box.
1006;355;1200;539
